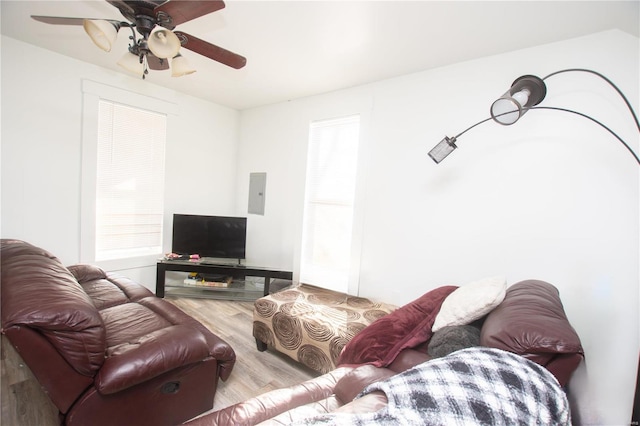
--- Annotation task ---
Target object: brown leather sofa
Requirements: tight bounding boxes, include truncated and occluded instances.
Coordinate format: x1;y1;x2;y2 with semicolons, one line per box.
1;239;236;426
186;279;584;425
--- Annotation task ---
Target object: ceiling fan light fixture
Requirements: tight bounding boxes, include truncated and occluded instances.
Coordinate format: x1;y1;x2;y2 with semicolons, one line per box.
83;19;119;52
117;51;144;77
171;54;196;77
34;3;246;75
148;29;182;59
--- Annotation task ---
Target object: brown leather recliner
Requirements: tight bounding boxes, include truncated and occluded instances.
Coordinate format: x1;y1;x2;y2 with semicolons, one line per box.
1;239;236;426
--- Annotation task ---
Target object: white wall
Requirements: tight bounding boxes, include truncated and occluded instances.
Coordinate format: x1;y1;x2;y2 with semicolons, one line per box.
237;30;639;424
1;36;240;288
2;28;638;424
234;91;375;275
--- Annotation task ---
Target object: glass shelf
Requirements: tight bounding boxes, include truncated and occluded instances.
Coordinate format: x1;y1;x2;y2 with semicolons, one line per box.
156;260;293;300
165;284;264;301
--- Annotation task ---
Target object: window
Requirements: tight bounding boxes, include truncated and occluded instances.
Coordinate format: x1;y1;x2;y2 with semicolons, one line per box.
95;100;166;261
81;80;176;266
300;115;361;293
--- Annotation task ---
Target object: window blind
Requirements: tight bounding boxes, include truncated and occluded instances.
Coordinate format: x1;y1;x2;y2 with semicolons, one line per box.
300;115;360;293
95;100;166;260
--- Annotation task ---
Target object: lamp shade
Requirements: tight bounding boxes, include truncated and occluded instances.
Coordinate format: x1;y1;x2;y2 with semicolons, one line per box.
171;54;196;77
428;136;458;163
490;75;547;125
83;19;119;52
117;51;144;77
148;29;181;59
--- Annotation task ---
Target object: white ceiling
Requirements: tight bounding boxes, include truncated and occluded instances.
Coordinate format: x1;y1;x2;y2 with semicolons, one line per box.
2;1;638;110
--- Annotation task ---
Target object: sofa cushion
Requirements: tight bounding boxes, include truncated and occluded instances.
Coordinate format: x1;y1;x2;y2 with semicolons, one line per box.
79;277;130;310
480;279;584;386
69;264;155;310
337;285;457;367
432;276;506;332
427;324;481;358
100;303;173;351
1;239;106;376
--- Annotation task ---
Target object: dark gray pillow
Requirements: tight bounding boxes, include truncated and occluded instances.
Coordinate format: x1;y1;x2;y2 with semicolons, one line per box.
427;325;481;358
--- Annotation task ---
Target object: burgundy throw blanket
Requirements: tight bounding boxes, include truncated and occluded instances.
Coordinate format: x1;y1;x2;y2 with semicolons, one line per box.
337;285;457;367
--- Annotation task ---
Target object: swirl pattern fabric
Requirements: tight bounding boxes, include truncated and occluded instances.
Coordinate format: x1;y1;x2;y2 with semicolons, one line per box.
253;284;396;374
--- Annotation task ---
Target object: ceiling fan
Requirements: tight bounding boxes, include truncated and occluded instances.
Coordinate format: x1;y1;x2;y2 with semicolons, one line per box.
32;0;247;78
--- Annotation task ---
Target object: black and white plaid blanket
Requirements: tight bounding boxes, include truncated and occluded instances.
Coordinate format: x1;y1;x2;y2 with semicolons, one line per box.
297;347;570;425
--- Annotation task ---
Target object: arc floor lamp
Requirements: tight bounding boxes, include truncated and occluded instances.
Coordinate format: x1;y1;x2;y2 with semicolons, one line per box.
428;68;639;165
428;68;639;423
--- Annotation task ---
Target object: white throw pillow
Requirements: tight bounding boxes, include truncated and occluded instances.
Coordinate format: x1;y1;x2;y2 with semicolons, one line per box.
432;276;507;332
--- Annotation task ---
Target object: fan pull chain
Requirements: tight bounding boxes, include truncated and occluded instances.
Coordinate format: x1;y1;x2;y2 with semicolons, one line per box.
142;53;149;79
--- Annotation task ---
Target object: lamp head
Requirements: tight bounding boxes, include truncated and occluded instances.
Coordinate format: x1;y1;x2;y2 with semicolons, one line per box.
148;28;181;59
490;75;547;125
117;49;145;77
84;19;120;52
428;136;458;163
171;54;196;77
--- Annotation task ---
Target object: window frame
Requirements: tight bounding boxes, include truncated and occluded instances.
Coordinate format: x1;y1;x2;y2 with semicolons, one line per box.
80;80;177;270
300;114;363;294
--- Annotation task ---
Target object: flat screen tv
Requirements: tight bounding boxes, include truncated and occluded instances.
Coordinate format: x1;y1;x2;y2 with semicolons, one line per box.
171;214;247;260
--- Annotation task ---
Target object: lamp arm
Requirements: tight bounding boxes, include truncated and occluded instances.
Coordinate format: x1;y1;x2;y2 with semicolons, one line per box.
444;106;639;165
430;69;639;165
543;68;640;132
530;106;640;165
454;116;494;139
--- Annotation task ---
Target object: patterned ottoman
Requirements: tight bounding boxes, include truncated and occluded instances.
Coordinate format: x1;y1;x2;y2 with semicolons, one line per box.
253;284;397;374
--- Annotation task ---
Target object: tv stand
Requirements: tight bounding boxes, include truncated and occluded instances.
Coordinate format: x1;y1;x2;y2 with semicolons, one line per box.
199;257;242;266
156;259;293;301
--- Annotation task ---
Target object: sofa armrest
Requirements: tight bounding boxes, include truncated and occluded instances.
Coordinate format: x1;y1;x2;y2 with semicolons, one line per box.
480;279;584;386
137;297;236;381
206;331;237;381
184;367;354;426
334;391;388;414
333;365;395;404
95;325;211;394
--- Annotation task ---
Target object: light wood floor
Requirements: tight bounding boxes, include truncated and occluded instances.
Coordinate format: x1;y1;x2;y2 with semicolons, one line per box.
1;297;318;426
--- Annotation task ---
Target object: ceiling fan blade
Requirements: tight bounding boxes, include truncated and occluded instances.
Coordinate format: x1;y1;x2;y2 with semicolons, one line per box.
31;16;87;25
106;0;135;15
154;0;225;28
147;54;170;71
174;31;246;69
32;15;125;28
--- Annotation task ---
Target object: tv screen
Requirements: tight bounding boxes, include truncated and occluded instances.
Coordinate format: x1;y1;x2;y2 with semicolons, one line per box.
172;214;247;260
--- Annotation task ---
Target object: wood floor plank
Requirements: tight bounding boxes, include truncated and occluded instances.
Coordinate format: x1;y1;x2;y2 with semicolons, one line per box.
1;297;317;425
1;336;60;426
